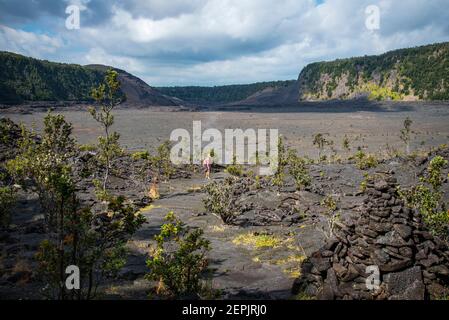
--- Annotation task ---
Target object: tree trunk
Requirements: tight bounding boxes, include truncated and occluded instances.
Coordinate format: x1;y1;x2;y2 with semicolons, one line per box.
58;196;65;300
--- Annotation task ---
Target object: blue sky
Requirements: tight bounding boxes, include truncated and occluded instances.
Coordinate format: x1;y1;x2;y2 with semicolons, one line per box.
1;0;448;86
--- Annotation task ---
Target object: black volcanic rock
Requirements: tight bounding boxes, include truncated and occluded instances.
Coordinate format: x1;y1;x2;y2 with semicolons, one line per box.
292;172;449;300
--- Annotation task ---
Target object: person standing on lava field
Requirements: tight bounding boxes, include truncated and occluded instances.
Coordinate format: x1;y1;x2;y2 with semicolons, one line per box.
203;153;212;180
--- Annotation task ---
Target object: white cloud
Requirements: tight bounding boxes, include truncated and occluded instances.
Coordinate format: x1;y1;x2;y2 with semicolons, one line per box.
83;47;144;73
0;0;448;85
0;25;62;57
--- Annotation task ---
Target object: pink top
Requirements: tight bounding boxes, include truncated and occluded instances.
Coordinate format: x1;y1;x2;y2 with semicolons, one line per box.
203;157;211;169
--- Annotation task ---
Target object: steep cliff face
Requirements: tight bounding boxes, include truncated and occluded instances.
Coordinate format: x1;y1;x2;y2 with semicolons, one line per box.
86;65;180;107
226;80;299;106
0;51;181;106
157;80;296;105
298;42;449;102
0;51;104;103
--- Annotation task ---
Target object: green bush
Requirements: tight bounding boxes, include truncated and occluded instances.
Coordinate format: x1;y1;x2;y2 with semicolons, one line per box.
367;83;403;101
146;212;211;298
6;112;76;227
35;195;145;299
354;150;378;170
287;150;311;190
319;195;340;239
203;177;236;223
399;156;449;238
150;141;176;181
225;164;243;177
342;135;351;151
313;133;332;161
78;144;97;152
131;150;150;161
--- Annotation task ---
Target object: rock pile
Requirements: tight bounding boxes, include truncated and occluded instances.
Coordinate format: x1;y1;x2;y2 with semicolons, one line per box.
292;172;449;299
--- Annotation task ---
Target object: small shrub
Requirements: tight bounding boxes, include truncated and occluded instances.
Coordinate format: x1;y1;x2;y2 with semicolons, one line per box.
319;195;340;239
150;141;175;181
342;135;351;151
225;164;243;176
321;195;337;212
146;212;211;298
426;155;447;189
313;133;331;161
6;112;76;227
354;150;378;170
399;156;449;238
131;150;150;161
271;171;285;188
78;144;97;152
254;175;261;189
359;172;370;192
203;177;236;223
287;150;311;190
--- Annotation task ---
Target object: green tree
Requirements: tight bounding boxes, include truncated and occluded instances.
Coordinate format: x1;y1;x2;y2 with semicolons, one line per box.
271;136;287;187
89;69;124;194
342;135;351;152
35;195;145;299
7;112;78;297
151;141;175;182
313;133;330;161
7;112;145;299
7;112;76;227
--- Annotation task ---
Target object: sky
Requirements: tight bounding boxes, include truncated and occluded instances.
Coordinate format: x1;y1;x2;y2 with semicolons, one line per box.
0;0;448;86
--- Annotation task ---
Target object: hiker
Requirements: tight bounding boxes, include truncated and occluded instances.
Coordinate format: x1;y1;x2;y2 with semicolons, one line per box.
203;153;212;180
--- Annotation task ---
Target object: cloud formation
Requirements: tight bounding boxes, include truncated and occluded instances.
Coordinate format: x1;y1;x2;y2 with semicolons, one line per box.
0;0;448;86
